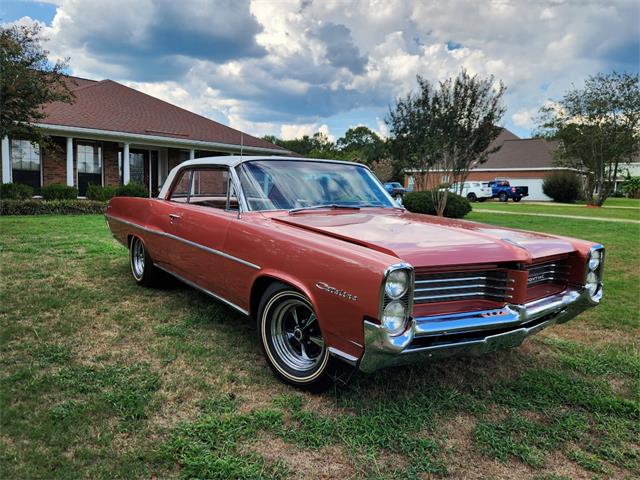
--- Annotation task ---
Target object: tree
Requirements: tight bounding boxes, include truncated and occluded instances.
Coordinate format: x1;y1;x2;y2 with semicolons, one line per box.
1;23;73;145
387;70;506;216
371;158;394;182
336;126;386;165
538;72;640;206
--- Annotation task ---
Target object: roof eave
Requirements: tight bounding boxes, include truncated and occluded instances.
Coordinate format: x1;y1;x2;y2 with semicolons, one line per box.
35;123;289;155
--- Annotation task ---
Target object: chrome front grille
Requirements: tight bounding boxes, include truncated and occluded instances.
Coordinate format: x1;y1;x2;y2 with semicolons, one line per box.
413;270;514;304
527;260;569;286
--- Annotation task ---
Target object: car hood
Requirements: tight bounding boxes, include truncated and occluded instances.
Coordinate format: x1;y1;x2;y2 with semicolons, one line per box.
273;210;575;267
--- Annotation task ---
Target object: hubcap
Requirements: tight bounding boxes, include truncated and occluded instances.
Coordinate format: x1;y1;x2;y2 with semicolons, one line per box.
132;239;145;280
270;298;324;371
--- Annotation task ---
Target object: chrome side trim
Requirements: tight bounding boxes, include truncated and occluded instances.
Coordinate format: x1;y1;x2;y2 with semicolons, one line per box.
154;263;249;316
106;214;260;270
328;347;359;366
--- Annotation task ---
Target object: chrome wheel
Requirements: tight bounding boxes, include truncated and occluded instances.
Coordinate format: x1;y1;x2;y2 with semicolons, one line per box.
270;298;324;371
131;238;145;281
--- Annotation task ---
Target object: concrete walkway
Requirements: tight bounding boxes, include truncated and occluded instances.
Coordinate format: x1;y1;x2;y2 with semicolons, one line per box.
518;201;640;210
473;209;640;224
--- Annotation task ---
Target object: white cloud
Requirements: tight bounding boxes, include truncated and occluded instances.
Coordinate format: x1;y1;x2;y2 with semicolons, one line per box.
6;0;638;140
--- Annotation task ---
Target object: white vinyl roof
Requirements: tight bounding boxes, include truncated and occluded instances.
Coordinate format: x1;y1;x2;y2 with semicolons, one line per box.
158;155;366;199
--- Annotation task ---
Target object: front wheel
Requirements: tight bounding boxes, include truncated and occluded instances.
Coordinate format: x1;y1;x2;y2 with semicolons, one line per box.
498;192;508;202
258;283;336;391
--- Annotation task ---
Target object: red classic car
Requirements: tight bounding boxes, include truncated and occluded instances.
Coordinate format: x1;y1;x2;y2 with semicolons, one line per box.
106;156;604;390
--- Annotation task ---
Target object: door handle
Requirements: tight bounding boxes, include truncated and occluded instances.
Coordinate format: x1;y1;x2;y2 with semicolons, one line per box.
168;213;182;221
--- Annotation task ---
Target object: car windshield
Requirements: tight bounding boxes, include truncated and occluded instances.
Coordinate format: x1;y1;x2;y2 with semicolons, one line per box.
237;160;395;211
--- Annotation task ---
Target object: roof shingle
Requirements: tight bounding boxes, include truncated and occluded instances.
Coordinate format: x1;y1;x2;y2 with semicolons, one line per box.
41;78;286;151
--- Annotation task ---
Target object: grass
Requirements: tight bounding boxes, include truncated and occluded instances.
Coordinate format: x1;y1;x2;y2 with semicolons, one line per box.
474;198;640;221
0;204;638;479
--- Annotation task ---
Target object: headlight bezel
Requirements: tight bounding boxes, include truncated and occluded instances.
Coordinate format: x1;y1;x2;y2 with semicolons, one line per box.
585;245;604;301
379;263;414;336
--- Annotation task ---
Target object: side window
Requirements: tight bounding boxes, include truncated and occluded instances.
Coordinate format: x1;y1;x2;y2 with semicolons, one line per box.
169;170;191;203
169;168;238;211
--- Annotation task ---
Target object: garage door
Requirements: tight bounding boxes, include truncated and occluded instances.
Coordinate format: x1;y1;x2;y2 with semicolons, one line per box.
506;178;551;201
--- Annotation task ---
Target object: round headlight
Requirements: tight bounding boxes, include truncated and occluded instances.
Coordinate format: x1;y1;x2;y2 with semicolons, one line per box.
385;269;409;299
382;301;407;335
588;251;601;271
585;271;599;296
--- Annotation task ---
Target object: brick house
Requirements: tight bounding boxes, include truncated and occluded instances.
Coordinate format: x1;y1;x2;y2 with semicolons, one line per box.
1;76;288;197
405;129;574;201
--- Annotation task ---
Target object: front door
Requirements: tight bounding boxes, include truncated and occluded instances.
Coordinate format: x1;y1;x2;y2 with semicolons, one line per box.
163;167;239;297
129;149;147;187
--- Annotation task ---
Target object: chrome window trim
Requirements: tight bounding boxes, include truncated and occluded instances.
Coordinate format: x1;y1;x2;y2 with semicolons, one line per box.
154;263;249;316
106;214;260;270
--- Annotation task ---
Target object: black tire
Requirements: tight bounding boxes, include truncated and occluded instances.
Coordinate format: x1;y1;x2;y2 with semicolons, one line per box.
257;282;338;391
498;192;508;202
129;236;161;287
512;196;522;202
467;193;477;202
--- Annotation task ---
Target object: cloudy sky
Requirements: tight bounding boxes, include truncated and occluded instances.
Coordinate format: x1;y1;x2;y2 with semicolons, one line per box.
2;0;638;141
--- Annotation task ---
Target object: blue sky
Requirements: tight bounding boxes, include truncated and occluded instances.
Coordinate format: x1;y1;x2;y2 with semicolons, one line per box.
3;0;639;141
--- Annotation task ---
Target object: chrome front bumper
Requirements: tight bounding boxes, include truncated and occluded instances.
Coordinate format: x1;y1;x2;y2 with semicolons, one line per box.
359;286;601;373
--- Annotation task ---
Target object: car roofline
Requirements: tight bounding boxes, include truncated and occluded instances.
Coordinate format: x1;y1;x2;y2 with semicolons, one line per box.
158;156;372;200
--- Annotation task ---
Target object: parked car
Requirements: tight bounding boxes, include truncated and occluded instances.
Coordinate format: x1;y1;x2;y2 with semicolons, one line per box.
106;156;604;390
489;179;529;202
449;181;493;202
384;182;406;201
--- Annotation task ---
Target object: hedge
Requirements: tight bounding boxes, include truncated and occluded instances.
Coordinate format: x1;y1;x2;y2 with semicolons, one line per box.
0;199;107;215
0;183;34;200
403;191;472;218
115;182;148;198
42;183;79;200
86;184;118;201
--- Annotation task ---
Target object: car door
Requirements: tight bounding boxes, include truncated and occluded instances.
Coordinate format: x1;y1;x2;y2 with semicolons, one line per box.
163;167;238;297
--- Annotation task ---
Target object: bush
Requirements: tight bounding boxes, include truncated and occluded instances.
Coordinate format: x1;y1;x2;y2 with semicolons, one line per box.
403;190;471;218
0;199;107;215
86;184;117;201
0;183;34;200
41;183;78;200
542;171;582;203
115;182;148;198
622;176;640;199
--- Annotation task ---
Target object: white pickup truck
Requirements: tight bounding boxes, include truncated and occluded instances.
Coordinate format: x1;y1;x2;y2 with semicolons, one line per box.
449;181;493;202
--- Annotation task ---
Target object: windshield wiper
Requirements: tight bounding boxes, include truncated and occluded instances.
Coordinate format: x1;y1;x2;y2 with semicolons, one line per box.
288;204;361;215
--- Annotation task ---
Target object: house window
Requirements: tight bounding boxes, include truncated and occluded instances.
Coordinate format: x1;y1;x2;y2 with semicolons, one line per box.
10;139;41;193
77;143;102;196
129;152;145;185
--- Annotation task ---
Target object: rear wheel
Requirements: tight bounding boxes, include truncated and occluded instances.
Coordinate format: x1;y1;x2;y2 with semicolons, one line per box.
512;196;522;202
466;193;477;202
498;192;508;202
129;236;161;287
258;283;337;391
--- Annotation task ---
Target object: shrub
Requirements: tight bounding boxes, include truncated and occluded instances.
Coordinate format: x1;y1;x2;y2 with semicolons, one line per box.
115;182;148;198
86;184;117;201
0;199;107;215
41;183;78;200
0;183;34;200
542;171;582;203
403;190;471;218
621;176;640;199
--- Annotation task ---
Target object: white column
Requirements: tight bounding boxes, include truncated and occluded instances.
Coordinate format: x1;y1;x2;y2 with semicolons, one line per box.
1;136;10;184
189;148;195;160
66;137;74;186
123;142;130;184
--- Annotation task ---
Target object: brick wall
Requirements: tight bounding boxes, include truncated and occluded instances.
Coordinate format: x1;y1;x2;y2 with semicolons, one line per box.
42;136;67;186
103;141;120;186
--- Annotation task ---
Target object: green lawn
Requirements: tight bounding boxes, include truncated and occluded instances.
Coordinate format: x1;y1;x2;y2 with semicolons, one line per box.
473;198;640;221
1;209;638;479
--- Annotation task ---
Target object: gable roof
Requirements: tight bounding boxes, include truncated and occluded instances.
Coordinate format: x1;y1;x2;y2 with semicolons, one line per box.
40;78;287;152
480;137;558;169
